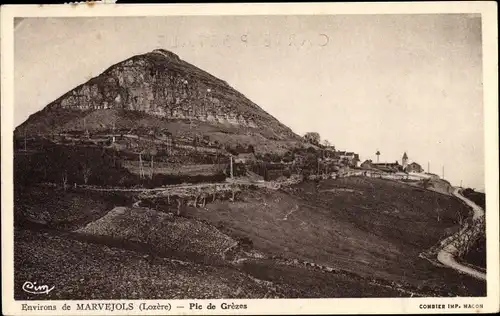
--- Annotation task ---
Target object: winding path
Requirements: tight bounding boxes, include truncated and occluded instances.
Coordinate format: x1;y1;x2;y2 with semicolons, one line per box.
436;187;486;280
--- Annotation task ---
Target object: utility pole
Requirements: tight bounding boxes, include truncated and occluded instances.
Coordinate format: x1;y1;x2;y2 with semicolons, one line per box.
203;90;206;116
428;161;430;173
442;165;444;179
230;155;234;179
150;155;154;179
205;88;211;116
139;152;144;179
460;180;463;187
84;117;89;139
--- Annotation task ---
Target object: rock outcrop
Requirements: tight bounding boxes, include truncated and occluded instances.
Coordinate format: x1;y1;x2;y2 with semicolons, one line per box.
16;49;300;146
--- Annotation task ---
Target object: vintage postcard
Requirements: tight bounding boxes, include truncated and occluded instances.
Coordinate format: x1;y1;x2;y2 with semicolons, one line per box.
1;2;498;315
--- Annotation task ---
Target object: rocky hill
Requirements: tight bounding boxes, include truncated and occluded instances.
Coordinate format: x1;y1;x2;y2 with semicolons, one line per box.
15;49;302;153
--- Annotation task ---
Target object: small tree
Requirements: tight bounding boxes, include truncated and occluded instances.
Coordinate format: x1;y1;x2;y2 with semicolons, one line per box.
82;166;92;185
304;132;321;145
62;170;68;191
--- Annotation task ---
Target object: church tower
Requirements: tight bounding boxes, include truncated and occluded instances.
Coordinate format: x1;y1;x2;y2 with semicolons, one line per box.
402;152;408;169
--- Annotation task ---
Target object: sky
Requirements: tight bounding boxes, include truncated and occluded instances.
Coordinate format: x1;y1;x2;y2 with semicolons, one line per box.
14;15;484;189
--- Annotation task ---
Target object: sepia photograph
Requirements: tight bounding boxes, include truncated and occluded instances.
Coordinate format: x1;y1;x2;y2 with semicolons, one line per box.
1;2;498;315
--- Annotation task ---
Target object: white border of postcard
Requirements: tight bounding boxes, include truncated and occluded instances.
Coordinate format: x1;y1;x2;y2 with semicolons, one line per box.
1;2;499;315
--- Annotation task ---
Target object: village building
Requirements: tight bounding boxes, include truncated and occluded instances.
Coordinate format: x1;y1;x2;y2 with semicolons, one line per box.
335;150;346;157
402;152;409;169
336;151;360;167
405;161;424;173
362;152;423;174
401;152;424;173
350;154;361;167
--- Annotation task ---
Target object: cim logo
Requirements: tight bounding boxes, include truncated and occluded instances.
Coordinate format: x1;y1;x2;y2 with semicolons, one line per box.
22;281;54;295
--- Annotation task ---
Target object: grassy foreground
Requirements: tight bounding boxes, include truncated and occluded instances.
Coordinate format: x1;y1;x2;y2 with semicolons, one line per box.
14;177;486;299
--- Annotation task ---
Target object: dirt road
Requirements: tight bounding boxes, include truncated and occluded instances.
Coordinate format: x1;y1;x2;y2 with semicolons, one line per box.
436;187;486;281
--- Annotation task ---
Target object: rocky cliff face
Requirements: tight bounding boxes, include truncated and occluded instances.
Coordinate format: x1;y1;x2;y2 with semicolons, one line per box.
18;49;299;145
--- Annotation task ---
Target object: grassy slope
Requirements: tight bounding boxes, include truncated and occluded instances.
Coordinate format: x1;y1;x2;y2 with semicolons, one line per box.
13;178;485;298
15;228;405;300
187;177;485;296
14;229;284;300
14;187;402;299
14;186;135;230
16;108;301;154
